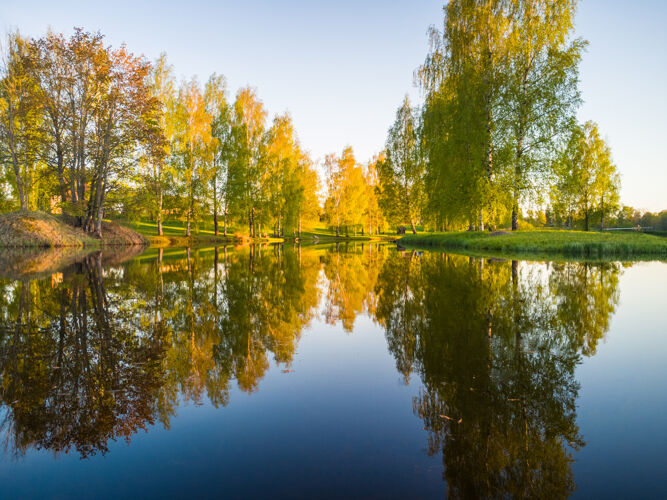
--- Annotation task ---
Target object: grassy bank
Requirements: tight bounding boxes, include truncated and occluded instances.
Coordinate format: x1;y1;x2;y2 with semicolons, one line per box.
122;219;282;247
398;230;667;259
0;211;147;248
121;219;388;246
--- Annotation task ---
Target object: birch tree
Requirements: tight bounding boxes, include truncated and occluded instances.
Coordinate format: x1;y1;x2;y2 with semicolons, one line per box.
505;0;585;230
379;95;424;233
553;121;619;231
227;87;267;237
177;78;211;237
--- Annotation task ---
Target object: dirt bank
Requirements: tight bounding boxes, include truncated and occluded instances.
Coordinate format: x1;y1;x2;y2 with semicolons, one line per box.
0;211;148;248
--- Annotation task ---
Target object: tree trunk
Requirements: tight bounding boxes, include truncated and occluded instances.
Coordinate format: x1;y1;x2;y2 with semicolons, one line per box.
478;210;484;232
94;180;105;237
8;144;26;210
511;205;519;231
18;182;26;210
213;168;219;236
584;210;589;231
298;214;302;239
224;211;227;236
410;219;417;234
157;189;163;236
512;116;525;232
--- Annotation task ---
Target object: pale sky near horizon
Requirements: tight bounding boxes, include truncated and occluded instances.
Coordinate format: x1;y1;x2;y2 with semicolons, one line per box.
1;0;665;211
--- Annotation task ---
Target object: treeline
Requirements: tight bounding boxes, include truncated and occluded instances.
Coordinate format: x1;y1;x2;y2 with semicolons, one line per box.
521;205;667;231
0;29;319;237
1;3;659;238
371;0;625;232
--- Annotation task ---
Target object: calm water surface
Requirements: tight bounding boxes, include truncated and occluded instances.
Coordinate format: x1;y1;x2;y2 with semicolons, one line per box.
0;244;665;499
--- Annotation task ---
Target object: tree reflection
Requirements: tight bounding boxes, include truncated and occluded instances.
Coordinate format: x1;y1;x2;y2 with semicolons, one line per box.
0;243;622;490
321;242;387;332
0;244;321;457
375;253;620;498
0;252;166;458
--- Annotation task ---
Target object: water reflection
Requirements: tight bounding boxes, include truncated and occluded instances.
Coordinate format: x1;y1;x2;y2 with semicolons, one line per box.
376;252;620;498
0;252;165;458
0;245;621;495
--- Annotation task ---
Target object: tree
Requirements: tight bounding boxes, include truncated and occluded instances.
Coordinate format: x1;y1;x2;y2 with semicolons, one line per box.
83;44;160;236
379;95;424;233
552;121;620;231
505;0;585;230
364;154;385;235
293;151;320;237
28;31;71;205
0;32;41;210
146;53;175;236
176;77;212;237
323;152;343;237
324;147;366;237
264;113;299;236
339;150;367;236
417;0;512;231
416;0;586;231
204;73;230;236
227;87;267;237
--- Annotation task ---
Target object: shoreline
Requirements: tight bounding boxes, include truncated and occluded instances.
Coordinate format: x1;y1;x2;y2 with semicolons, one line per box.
398;230;667;261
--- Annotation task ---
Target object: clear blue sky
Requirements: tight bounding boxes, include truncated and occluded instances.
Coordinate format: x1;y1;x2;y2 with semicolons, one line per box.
2;0;665;211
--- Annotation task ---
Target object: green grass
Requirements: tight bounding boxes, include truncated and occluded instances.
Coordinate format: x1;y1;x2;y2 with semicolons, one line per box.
118;219;391;246
293;228;381;242
121;219;232;236
119;220;241;246
398;229;667;260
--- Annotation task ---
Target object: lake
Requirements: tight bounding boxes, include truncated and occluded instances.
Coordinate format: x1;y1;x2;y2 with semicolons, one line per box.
0;244;665;498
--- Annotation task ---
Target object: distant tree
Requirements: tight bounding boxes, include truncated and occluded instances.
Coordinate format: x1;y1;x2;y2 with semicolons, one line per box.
264;113;299;236
227;87;267;237
176;77;212;237
323;152;343;237
324;147;367;236
378;96;424;233
145;53;175;236
364;154;385;235
339;149;367;236
294;153;320;236
553;121;620;231
204;73;230;236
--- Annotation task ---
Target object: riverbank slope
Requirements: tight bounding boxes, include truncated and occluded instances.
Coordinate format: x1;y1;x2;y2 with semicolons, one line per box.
0;211;147;248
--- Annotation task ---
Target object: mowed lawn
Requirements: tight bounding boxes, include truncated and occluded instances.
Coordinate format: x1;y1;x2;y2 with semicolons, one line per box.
119;220;386;241
121;220;228;236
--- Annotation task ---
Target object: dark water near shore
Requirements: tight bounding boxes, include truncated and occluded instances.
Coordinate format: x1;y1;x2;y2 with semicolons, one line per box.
0;244;665;498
